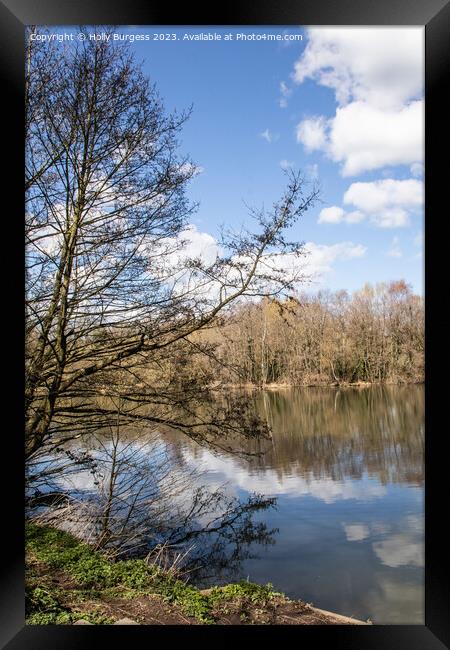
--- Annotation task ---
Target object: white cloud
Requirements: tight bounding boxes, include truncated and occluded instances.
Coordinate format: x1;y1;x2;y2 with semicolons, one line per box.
279;80;292;108
235;241;366;291
29;203;66;257
343;178;423;211
344;178;424;220
150;224;223;300
260;128;278;143
327;100;423;176
178;162;205;177
179;225;220;264
293;28;423;110
318;206;365;225
374;208;410;228
154;225;366;300
343;178;423;228
280;80;291;97
345;210;365;224
296;101;423;176
316;179;422;229
161;224;221;269
296;116;327;152
318;206;345;224
302;241;366;279
293;28;424;176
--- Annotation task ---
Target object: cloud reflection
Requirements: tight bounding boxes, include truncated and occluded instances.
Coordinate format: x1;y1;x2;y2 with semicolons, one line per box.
373;533;424;568
182;447;387;504
343;523;370;541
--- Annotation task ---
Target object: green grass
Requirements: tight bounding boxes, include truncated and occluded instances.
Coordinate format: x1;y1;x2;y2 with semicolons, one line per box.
25;582;115;625
207;581;282;605
26;523;160;590
25;522;282;625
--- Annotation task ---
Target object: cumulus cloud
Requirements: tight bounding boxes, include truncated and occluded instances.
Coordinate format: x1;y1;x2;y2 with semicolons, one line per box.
296;100;423;177
327;100;423;176
343;178;424;213
153;220;367;301
376;209;410;228
343;178;423;228
146;223;223;301
233;240;366;291
180;229;368;285
293;28;424;175
318;206;345;224
345;210;365;224
279;159;294;169
159;224;221;271
293;28;423;110
29;203;66;258
318;206;365;225
296;116;328;152
302;241;366;279
317;179;422;229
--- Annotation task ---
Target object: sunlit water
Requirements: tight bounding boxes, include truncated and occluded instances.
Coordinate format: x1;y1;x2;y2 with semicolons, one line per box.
166;385;424;624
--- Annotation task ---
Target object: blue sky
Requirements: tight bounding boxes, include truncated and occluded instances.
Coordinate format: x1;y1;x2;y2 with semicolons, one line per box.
60;26;425;294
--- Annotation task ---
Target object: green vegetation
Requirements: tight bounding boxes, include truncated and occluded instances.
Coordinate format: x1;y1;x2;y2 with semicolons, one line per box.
26;522;283;625
207;581;281;606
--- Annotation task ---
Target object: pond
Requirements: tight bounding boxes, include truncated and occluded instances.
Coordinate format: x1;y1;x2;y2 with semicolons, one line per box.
166;385;424;624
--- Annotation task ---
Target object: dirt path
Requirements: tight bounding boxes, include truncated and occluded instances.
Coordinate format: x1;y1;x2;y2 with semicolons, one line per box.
74;592;368;625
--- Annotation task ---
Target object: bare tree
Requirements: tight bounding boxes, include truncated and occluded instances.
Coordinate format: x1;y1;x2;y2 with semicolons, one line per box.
25;28;319;461
196;282;424;387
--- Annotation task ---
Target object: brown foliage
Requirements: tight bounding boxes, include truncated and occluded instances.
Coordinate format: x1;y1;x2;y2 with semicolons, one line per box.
192;281;424;386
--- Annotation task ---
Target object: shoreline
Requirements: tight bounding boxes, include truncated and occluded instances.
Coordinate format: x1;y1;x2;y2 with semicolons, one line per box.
26;522;371;626
213;380;424;391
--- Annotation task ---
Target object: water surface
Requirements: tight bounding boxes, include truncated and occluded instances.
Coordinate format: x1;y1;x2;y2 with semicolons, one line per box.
171;385;424;624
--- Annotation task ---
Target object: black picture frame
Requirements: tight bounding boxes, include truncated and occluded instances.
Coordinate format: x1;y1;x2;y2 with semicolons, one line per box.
1;0;448;647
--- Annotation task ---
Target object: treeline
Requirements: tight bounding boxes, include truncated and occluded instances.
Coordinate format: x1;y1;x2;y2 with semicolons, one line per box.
194;280;424;386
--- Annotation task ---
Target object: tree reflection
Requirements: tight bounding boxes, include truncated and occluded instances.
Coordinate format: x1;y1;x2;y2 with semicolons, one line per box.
178;385;424;487
27;428;277;583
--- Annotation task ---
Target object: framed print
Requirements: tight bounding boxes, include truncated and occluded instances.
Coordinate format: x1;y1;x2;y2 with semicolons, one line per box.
1;0;448;647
